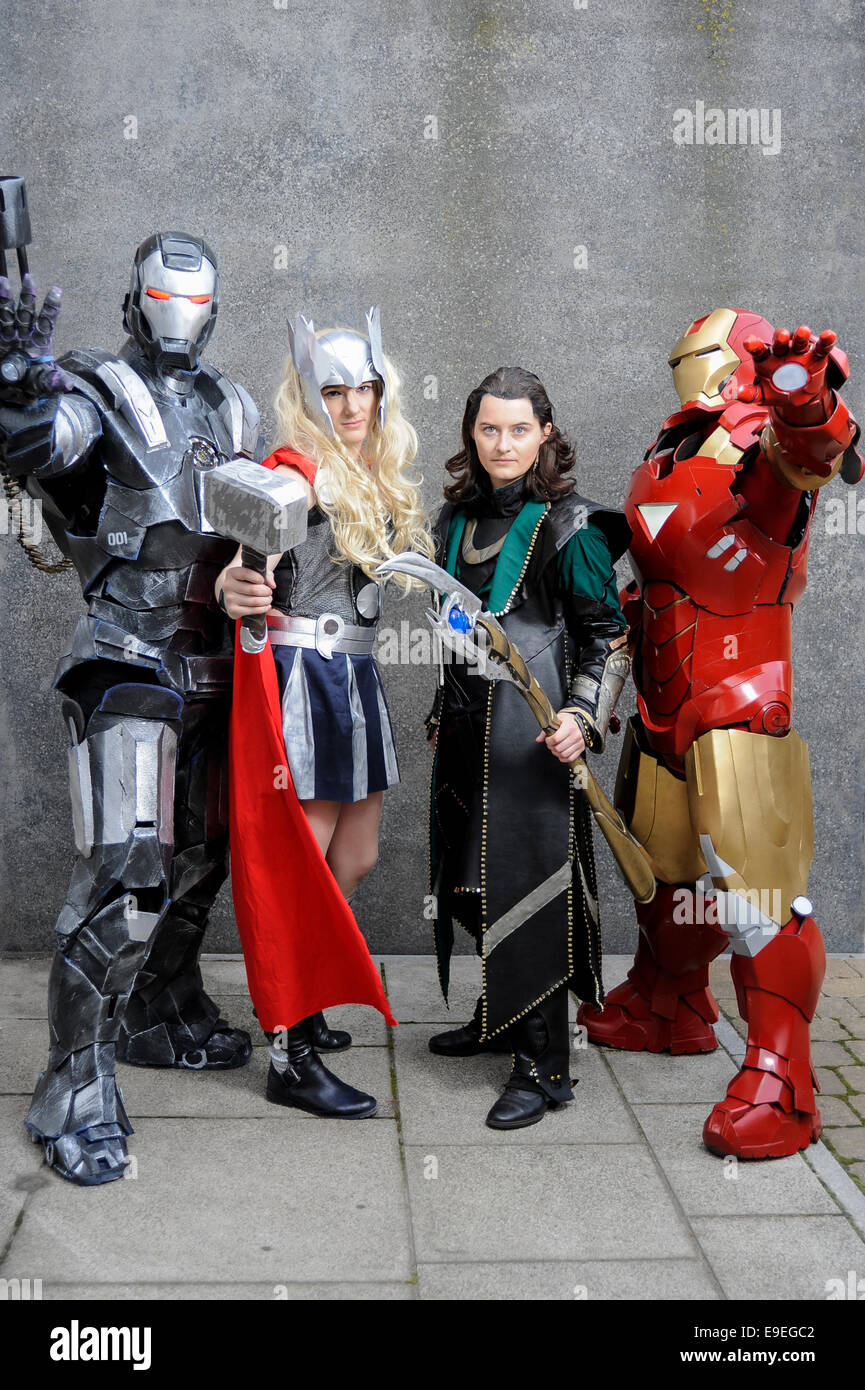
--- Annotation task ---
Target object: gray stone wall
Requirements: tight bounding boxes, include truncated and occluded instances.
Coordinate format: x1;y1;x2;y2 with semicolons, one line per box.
1;0;863;956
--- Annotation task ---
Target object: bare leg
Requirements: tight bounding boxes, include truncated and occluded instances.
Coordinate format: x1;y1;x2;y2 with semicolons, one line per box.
325;792;385;898
299;799;342;861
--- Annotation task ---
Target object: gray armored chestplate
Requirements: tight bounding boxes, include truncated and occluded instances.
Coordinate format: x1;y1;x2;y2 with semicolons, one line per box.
271;506;381;626
39;343;262;698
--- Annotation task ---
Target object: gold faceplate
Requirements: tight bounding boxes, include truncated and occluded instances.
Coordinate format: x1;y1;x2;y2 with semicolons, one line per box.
669;308;740;410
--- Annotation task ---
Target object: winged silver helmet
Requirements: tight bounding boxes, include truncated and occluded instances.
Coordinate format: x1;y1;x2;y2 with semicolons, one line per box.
287;306;388;437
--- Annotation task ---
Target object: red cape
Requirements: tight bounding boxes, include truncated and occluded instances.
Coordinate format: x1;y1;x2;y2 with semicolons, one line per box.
227;447;397;1033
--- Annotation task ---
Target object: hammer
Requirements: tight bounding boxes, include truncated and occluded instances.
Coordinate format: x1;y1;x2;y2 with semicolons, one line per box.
201;458;308;653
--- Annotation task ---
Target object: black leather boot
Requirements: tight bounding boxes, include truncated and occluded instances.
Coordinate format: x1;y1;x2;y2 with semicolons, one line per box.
266;1019;376;1118
429;996;512;1056
309;1011;352;1051
486;988;574;1130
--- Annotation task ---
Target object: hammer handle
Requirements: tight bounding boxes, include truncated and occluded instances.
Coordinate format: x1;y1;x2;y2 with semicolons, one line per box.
239;545;268;654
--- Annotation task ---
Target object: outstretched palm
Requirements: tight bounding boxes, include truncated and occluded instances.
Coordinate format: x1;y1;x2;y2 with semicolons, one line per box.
0;272;72;404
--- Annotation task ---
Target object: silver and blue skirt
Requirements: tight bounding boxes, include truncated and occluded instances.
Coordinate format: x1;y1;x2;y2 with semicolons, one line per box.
268;612;399;803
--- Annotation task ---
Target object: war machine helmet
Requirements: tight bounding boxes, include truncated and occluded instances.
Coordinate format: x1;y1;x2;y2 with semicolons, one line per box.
123;232;219;374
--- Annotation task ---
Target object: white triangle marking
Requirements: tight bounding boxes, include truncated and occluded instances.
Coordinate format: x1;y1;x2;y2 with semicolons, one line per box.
637;503;678;540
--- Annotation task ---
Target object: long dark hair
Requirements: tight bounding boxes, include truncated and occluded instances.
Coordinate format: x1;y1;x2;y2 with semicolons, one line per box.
444;366;576;506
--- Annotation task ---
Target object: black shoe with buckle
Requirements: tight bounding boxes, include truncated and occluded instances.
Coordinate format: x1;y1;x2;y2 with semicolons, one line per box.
485;987;575;1129
266;1019;376;1118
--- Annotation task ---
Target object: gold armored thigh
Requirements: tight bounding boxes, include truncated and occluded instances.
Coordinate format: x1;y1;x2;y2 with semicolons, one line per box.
685;727;813;927
614;720;706;884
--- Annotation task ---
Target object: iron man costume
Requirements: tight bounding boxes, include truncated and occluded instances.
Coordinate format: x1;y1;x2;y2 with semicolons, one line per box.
578;308;862;1160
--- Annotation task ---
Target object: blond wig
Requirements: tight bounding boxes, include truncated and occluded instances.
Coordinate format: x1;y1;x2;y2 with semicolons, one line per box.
273;344;434;589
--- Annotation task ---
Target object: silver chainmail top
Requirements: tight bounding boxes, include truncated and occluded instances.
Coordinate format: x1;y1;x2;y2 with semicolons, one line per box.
271;507;374;625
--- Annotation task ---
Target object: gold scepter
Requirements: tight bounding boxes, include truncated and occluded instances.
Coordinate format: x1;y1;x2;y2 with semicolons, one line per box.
375;553;656;905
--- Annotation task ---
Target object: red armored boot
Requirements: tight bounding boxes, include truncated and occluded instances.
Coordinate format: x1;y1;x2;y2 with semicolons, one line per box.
702;903;824;1159
578;884;729;1054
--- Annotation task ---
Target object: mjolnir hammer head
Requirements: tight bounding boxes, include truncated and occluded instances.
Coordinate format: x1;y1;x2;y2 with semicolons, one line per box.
202;458;308;555
202;458;308;653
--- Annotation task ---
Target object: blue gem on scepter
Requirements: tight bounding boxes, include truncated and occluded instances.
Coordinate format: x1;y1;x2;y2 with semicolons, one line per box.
447;604;472;633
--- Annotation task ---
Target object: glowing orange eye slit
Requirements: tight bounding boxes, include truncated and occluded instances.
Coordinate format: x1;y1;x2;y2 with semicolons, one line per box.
145;288;172;300
188;295;212;304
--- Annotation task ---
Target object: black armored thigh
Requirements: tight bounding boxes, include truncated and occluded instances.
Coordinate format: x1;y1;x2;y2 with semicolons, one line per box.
118;694;233;1064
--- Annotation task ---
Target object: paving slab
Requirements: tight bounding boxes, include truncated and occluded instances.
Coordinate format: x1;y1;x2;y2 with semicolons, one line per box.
0;1019;48;1094
404;1143;697;1263
690;1215;865;1300
813;1041;858;1067
820;1001;865;1029
0;959;51;1017
117;1044;394;1120
845;1041;865;1062
811;1016;856;1042
2;1116;411;1285
599;954;631;991
819;1096;863;1127
820;975;865;997
838;1066;865;1093
0;1096;51;1257
824;1128;865;1163
393;1024;640;1146
825;959;863;979
815;1067;848;1096
381;955;482;1024
602;1046;736;1105
417;1258;721;1301
633;1104;838;1218
35;1280;416;1300
199;960;254;995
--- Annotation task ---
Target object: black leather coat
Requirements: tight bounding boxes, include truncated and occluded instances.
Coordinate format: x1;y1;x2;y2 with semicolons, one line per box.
430;491;630;1038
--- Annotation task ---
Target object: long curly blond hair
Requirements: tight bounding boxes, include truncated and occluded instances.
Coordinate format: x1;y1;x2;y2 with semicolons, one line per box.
274;341;434;589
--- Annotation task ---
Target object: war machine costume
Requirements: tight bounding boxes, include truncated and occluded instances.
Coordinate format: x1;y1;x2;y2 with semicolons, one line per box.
0;200;264;1183
578;310;863;1159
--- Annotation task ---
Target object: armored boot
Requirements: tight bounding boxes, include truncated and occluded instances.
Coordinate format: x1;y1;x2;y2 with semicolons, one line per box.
703;906;824;1159
577;885;728;1054
486;988;573;1130
25;897;152;1185
117;914;252;1071
266;1018;376;1118
429;995;513;1057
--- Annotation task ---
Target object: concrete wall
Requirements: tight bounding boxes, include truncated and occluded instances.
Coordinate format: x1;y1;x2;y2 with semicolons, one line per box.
1;0;863;957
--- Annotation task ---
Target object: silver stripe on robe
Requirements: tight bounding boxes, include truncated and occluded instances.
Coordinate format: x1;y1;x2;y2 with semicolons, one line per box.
279;647;316;801
484;859;573;955
346;654;369;802
374;666;400;787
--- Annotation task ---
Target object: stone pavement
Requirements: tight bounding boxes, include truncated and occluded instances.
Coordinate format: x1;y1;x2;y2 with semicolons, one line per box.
1;954;864;1302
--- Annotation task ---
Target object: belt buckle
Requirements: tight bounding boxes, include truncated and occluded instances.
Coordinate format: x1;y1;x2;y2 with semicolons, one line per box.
315;613;345;659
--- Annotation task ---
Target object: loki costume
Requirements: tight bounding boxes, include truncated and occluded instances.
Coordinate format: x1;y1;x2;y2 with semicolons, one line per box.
427;471;630;1125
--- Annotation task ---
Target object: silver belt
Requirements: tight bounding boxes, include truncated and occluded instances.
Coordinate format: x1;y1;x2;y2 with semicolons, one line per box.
267;612;376;659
